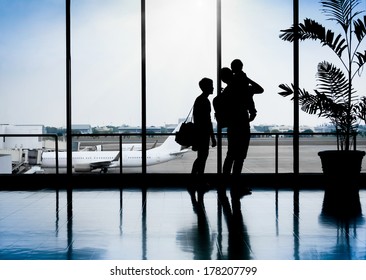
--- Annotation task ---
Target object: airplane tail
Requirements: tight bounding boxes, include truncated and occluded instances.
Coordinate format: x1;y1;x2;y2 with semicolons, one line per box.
157;123;187;153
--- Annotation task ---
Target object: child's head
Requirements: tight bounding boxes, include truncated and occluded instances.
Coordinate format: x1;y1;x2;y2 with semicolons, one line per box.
220;67;233;84
231;59;243;73
199;78;214;94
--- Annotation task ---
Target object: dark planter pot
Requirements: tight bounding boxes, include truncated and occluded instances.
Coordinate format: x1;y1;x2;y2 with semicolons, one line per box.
318;150;365;217
318;150;365;176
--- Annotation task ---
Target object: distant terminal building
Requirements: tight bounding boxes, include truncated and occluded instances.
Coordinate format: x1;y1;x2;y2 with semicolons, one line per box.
268;125;293;133
117;124;193;135
147;126;162;135
264;125;315;134
71;124;92;134
93;126;113;133
0;154;12;174
0;124;45;150
0;124;45;171
164;124;179;134
314;124;336;133
118;125;164;136
118;125;140;134
299;125;314;133
358;125;366;135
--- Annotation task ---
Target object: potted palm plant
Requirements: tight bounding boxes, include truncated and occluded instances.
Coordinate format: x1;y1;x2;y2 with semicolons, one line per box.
278;0;366;178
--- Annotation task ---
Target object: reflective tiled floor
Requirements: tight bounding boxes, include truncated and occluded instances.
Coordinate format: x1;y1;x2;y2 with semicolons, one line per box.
1;187;366;260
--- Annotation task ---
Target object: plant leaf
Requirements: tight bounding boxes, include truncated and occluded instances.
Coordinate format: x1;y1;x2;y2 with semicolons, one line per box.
354;15;366;42
278;61;358;131
278;84;294;97
279;18;347;58
355;96;366;123
316;61;353;103
320;0;362;32
355;50;366;68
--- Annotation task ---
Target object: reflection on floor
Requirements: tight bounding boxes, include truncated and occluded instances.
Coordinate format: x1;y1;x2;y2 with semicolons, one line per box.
0;187;366;260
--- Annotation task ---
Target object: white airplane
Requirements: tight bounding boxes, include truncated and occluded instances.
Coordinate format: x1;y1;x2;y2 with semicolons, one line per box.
41;123;189;172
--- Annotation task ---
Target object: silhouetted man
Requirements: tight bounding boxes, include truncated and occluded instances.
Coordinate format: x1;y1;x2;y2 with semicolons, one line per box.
231;59;260;122
224;59;263;197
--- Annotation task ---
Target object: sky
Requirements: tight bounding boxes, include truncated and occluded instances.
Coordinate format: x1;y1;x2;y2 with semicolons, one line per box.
0;0;365;128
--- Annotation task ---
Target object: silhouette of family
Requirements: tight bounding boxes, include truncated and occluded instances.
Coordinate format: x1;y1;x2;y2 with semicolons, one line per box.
189;58;263;203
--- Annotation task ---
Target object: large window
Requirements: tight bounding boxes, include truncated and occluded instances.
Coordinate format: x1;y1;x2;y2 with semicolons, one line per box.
3;1;352;175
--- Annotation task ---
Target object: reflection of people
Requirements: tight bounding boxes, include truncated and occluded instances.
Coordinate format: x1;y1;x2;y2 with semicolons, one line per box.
191;78;216;176
177;190;214;259
218;193;252;259
223;59;263;198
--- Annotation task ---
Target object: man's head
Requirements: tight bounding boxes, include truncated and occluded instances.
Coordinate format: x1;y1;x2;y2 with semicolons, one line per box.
231;59;243;73
199;77;214;95
220;67;233;84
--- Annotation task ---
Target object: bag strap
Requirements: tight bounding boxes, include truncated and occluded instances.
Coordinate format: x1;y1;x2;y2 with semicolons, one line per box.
184;105;193;123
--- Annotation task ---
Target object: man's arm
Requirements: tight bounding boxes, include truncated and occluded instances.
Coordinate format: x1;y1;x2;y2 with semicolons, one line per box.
247;77;264;94
246;76;263;121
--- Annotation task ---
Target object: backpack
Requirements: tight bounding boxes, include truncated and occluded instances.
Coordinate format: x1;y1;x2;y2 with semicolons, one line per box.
213;90;231;128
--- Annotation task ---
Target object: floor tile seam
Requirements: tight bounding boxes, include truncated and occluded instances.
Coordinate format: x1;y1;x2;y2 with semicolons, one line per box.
352;235;366;246
0;201;47;222
341;228;366;245
0;192;54;219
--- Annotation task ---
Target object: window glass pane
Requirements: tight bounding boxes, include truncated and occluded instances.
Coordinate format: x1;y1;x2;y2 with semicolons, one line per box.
298;1;326;173
299;0;337;128
71;0;141;127
0;0;65;127
223;0;293;126
222;0;293;173
146;0;217;173
297;1;366;172
70;0;141;174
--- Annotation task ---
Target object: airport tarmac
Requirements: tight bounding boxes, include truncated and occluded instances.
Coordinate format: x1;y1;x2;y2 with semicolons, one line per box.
43;137;366;174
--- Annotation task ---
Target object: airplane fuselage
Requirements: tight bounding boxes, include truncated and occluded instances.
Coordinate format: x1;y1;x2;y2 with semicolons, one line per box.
41;123;188;172
41;146;184;171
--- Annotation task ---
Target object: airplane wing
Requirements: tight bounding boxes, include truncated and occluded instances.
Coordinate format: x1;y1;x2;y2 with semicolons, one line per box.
79;152;120;172
169;148;190;156
89;161;114;169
